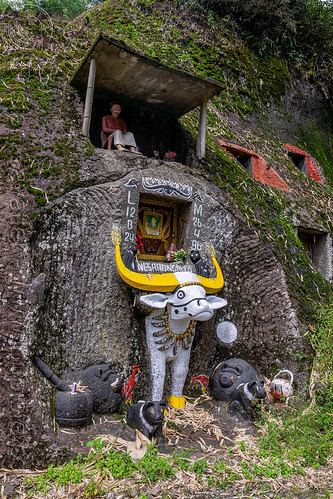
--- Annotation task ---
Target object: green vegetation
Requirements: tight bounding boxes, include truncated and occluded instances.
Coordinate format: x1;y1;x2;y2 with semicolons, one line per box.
201;138;332;326
0;8;91;204
259;401;333;468
24;437;305;496
25;329;333;495
258;302;333;469
203;0;333;87
1;2;332;489
298;123;333;186
0;0;104;18
310;303;333;388
26;293;333;495
25;340;333;497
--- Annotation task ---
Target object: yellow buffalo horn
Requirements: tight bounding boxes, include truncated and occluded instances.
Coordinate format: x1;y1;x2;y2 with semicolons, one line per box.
111;229;224;293
197;252;224;294
114;244;179;292
113;247;224;295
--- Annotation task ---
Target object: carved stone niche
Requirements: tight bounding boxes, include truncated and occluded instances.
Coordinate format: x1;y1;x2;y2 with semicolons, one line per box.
136;196;181;260
122;175;211;275
30;168;231;406
297;226;332;280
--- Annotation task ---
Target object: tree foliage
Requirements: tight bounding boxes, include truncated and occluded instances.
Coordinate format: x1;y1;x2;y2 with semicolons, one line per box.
179;0;332;84
0;0;104;18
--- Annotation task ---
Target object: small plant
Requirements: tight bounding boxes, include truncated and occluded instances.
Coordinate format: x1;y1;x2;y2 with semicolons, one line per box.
172;448;191;471
164;151;177;161
139;445;176;482
95;449;137;479
191;459;209;474
152;150;160;159
172;248;187;262
84;478;104;498
43;458;85;487
86;437;105;453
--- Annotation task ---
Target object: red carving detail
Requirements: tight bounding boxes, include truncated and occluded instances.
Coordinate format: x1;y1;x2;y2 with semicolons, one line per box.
122;365;140;403
283;143;322;183
190;374;209;386
217;140;290;191
136;233;144;250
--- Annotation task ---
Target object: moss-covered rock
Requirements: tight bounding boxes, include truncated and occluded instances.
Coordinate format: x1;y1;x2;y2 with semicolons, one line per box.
0;1;332;467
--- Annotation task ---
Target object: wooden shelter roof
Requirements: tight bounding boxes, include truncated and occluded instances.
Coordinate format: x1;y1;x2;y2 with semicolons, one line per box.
70;35;223;117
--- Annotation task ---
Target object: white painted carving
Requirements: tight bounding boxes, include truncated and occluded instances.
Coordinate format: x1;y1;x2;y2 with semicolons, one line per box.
137;261;193;273
124;178;139;188
191;201;203;252
140;272;227;400
142;177;193;199
124;188;138;245
194;190;203;202
216;321;238;344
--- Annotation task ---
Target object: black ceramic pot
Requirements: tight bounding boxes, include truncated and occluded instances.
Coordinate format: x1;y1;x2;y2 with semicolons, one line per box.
55;390;93;428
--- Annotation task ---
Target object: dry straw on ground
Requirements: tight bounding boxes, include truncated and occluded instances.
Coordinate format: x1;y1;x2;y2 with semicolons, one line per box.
1;395;332;498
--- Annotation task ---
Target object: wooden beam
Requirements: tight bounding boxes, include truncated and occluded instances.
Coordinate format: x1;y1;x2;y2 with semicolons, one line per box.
82;58;96;137
196;95;208;158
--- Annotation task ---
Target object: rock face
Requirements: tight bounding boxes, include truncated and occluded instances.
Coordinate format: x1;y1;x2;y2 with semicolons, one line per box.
0;192;51;468
1;3;332;471
29;152;307;413
2;142;326;467
0;148;325;468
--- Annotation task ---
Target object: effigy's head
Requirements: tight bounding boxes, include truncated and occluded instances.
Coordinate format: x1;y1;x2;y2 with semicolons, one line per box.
140;272;227;321
111;230;227;319
110;102;121;115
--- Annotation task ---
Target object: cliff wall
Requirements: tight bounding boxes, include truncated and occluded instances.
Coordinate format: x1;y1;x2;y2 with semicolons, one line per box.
0;1;332;466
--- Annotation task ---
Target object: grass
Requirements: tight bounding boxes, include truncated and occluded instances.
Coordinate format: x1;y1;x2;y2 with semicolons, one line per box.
24;438;306;497
259;398;333;469
255;301;333;473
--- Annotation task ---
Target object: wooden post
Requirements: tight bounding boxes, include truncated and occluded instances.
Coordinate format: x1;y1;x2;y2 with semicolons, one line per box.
82;58;96;137
196;95;208;158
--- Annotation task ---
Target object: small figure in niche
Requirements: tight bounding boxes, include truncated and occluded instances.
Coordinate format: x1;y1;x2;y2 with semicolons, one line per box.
101;102;141;154
146;215;161;236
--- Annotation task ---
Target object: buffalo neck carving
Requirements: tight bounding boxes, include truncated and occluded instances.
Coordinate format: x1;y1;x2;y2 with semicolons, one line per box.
152;310;195;353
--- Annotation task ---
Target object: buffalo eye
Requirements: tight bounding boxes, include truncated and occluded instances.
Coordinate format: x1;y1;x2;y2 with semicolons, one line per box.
177;290;185;299
151;409;155;414
175;309;179;314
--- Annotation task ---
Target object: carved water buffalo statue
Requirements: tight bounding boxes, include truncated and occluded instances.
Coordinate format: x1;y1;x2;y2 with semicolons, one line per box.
112;229;226;408
140;271;226;407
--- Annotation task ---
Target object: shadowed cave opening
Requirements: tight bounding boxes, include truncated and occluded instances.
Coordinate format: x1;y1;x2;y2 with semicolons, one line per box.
298;226;332;280
288;151;307;175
